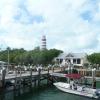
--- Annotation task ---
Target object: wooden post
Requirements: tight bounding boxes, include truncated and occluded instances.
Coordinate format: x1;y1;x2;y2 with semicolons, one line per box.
34;77;36;87
0;80;2;89
60;67;62;72
37;68;41;86
48;67;49;74
47;68;50;85
1;69;6;89
30;67;32;87
78;69;79;74
63;67;65;73
51;76;54;85
14;68;17;90
52;67;54;72
92;68;96;89
19;67;22;89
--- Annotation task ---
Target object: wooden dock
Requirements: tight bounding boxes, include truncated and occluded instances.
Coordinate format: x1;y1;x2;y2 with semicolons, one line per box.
0;67;100;92
0;67;62;91
4;69;60;80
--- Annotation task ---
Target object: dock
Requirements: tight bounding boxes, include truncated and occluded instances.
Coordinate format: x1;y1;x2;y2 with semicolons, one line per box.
0;67;100;92
0;67;62;91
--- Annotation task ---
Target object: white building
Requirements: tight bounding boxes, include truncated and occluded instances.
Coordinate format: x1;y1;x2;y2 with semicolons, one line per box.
55;53;88;67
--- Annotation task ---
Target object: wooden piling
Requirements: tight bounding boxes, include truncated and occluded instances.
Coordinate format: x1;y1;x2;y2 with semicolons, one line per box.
47;68;50;84
51;76;54;85
34;77;36;87
30;68;32;87
19;67;22;89
52;67;54;72
60;67;62;72
37;68;41;86
14;68;17;90
63;67;65;73
1;69;6;89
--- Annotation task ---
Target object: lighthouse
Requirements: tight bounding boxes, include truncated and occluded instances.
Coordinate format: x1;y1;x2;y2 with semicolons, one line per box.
41;35;47;50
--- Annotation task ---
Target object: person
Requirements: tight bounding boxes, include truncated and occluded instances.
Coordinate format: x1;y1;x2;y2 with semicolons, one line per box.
73;82;77;90
70;78;74;89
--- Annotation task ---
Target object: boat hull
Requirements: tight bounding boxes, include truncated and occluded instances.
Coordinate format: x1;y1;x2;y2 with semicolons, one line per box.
54;82;99;99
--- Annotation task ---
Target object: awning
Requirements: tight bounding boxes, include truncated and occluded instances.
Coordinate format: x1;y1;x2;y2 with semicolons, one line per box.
65;74;81;79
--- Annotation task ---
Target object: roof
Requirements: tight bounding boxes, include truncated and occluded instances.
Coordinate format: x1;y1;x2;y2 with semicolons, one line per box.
56;53;87;59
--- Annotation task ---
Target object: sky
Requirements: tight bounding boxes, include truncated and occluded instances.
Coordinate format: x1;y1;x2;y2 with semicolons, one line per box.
0;0;100;53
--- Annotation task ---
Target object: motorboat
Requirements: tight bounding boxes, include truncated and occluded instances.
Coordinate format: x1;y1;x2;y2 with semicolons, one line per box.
54;74;100;99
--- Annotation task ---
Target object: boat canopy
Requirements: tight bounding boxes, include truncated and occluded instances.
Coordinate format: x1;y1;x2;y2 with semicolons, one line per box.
65;74;81;79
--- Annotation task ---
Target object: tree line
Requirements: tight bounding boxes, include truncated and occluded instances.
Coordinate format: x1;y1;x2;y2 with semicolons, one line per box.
1;46;100;67
87;53;100;65
0;47;63;66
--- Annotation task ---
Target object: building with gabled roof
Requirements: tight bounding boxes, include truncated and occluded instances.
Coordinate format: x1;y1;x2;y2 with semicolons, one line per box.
55;53;88;67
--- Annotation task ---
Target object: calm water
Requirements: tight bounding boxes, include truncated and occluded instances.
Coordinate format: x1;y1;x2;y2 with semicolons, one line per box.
0;81;100;100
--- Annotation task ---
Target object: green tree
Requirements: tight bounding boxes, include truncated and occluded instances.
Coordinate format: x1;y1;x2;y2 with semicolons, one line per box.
87;53;100;64
0;47;62;66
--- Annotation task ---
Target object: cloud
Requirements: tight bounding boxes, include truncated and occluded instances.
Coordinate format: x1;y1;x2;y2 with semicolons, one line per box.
0;0;100;53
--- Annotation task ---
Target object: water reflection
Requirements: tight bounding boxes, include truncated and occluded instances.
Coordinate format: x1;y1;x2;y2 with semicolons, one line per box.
0;82;100;100
0;86;97;100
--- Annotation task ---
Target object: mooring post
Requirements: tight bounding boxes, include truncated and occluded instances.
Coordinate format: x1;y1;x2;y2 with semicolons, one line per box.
14;67;17;90
51;76;54;85
19;67;22;89
38;68;41;86
63;67;65;73
77;69;79;74
30;66;32;87
47;67;49;74
1;68;6;90
52;66;54;72
47;68;50;84
60;67;62;72
34;77;36;87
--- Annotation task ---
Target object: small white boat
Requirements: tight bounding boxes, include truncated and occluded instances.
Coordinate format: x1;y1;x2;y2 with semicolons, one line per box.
54;82;100;99
53;74;100;99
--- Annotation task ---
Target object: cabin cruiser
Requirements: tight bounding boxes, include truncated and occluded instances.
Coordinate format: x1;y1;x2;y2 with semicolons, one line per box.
54;74;100;99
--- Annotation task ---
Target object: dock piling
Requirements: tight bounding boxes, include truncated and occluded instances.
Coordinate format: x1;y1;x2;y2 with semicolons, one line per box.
1;69;6;89
37;68;41;86
30;67;33;87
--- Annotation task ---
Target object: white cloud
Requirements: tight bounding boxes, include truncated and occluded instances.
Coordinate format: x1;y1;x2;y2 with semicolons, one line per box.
0;0;100;53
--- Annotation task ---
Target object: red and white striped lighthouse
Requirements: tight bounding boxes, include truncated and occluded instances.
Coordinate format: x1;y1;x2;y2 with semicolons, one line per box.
41;35;46;50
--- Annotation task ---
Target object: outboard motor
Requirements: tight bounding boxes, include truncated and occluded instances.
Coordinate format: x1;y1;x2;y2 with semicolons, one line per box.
95;89;100;97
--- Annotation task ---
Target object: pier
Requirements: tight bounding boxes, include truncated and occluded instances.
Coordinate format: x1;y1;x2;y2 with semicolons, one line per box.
0;67;100;92
0;67;62;91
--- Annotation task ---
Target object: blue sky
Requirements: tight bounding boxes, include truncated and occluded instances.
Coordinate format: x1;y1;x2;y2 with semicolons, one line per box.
0;0;100;53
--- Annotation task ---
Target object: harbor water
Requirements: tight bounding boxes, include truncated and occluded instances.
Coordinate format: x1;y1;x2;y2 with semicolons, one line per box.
0;81;100;100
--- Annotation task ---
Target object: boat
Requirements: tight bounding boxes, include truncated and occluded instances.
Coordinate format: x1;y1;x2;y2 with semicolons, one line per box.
53;74;100;99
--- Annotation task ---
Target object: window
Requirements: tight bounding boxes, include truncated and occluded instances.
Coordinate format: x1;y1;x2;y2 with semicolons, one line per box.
77;59;81;64
60;59;63;63
68;59;70;63
56;59;59;61
73;59;76;64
